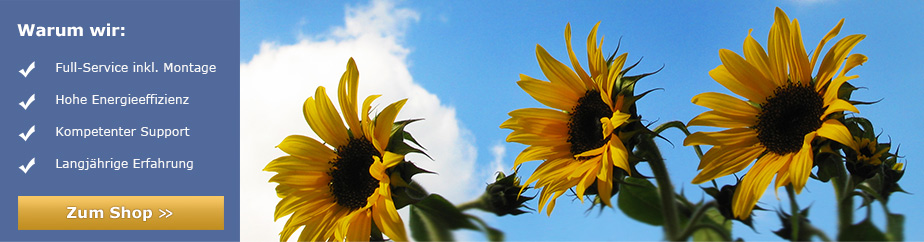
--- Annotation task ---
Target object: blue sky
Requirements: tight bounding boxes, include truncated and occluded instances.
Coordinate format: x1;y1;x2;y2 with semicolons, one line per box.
241;1;924;241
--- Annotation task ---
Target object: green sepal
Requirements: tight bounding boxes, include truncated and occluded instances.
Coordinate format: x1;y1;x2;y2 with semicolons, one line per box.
773;206;813;241
813;149;842;182
838;82;860;100
393;161;435;186
386;119;433;159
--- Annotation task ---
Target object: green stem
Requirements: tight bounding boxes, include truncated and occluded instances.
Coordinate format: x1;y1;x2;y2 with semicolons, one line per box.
456;197;486;212
786;185;800;241
677;201;718;241
833;163;855;232
639;137;681;241
810;225;833;242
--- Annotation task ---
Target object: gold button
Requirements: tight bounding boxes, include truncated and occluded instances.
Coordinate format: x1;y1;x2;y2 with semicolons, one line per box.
18;196;224;230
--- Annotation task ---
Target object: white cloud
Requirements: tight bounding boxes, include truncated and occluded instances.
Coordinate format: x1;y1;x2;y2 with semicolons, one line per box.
240;0;478;241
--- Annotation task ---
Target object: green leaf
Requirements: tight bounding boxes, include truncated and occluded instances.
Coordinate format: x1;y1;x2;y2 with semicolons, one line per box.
466;215;505;242
409;194;478;241
693;208;732;242
392;181;428;209
837;219;886;241
618;177;663;225
886;213;904;241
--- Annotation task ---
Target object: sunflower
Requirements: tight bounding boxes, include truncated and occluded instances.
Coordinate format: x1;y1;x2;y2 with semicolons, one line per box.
684;8;866;219
502;22;634;215
265;58;408;241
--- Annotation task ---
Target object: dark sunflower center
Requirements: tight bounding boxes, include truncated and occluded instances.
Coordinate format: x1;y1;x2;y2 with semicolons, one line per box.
859;143;875;158
755;83;824;155
329;138;380;210
568;90;614;155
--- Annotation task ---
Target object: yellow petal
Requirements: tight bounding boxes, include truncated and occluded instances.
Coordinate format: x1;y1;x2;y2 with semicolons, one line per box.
574;157;600;202
604;53;629;99
505;132;569;146
709;64;766;101
823;75;858;105
815;34;866;90
596;169;614;207
511;116;569;136
513;145;570;168
369;157;387;181
817;119;859;151
508;107;570;122
841;53;868;77
688;110;757;128
564;23;594;88
789;132;817;194
372;195;407;241
684;128;758;147
720;49;775;97
788;19;812;86
810;19;844;69
767;22;789;86
773;155;792;195
537;45;586;97
373;99;408;154
304;96;347;148
381;152;404;168
586;22;606;78
609;138;631;175
276;135;336;161
338;58;363;138
691;92;760;116
269;171;330;188
306;87;350;147
743;29;775;84
574;145;606;160
517;78;579;111
823;99;859;119
733;152;787;219
273;191;322;220
264;155;330;173
345;210;372;242
692;144;764;184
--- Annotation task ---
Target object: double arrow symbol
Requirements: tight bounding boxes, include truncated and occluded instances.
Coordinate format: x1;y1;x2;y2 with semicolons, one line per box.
158;209;173;218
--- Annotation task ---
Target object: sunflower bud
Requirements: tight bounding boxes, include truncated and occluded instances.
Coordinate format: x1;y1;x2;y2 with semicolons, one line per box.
843;117;891;179
703;184;757;228
479;172;533;216
845;137;890;179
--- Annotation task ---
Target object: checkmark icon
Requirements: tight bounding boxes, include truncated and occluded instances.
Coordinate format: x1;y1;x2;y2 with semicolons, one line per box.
19;125;35;141
19;158;35;174
20;94;36;110
19;61;35;78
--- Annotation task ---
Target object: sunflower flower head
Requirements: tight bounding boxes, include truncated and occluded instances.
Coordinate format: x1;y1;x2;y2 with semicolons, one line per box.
502;22;657;215
265;58;428;242
684;8;867;219
842;117;892;179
